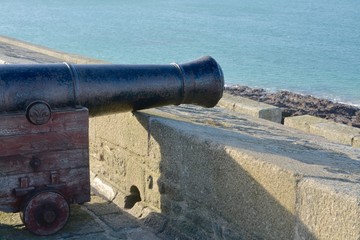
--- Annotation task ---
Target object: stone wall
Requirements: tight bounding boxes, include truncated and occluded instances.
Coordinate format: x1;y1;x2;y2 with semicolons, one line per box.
89;111;245;239
88;107;360;240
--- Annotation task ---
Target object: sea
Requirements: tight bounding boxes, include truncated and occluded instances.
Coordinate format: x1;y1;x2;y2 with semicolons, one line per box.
0;0;359;106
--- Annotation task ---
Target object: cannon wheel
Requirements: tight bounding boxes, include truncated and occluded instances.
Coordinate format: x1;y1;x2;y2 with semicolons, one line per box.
20;191;70;236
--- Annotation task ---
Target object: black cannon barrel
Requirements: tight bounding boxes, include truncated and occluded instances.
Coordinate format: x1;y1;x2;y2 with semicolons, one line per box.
0;56;224;116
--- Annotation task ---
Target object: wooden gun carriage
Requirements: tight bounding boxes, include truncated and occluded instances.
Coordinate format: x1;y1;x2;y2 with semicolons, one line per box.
0;56;224;235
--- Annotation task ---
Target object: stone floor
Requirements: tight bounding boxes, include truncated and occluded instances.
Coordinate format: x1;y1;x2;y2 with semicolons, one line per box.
0;194;163;240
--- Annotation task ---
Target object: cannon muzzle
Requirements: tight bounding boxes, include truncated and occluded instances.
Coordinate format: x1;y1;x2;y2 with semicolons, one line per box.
0;56;224;116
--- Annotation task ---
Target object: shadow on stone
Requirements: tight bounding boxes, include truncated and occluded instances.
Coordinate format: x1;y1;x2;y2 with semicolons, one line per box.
134;111;324;239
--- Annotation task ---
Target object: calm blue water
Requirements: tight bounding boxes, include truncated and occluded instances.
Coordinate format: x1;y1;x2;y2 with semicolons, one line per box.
1;0;359;105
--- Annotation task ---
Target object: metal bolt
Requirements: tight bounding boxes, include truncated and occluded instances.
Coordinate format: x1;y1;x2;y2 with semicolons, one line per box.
43;209;56;224
30;157;41;169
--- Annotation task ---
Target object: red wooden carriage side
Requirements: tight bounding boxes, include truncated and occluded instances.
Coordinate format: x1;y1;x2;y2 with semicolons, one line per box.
0;106;90;235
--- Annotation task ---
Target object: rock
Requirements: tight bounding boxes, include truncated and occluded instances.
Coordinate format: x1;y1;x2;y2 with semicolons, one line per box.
225;85;360;128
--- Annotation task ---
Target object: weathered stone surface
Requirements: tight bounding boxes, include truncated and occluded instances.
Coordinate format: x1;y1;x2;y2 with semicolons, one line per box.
126;228;161;240
125;161;145;203
85;195;121;216
90;113;150;157
310;121;360;146
158;225;193;240
0;192;170;240
353;135;360;148
285;115;360;147
90;140;129;193
143;171;162;210
297;178;360;240
149;118;298;239
0;211;22;228
88;103;360;239
100;212;140;231
142;213;168;233
60;205;105;237
0;226;36;240
91;177;117;201
284;114;328;132
0;35;105;64
65;233;117;240
219;93;282;123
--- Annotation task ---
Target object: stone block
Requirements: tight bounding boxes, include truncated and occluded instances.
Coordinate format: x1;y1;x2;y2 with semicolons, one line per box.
147;133;162;172
297;178;360;240
219;93;282;123
142;213;168;234
89;143;127;192
0;211;23;227
221;148;298;240
85;195;121;216
284;115;328;133
90;112;150;157
148;118;298;239
147;119;187;185
100;212;139;231
91;177;117;201
353;135;360;148
310;122;360;146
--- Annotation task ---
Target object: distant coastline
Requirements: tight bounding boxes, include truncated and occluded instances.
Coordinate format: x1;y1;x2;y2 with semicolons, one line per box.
225;85;360;128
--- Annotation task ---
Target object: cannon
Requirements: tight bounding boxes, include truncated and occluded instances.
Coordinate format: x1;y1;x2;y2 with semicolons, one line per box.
0;56;224;235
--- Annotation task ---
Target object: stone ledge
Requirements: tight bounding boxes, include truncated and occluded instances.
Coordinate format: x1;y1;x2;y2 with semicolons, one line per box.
353;136;360;148
218;93;282;123
297;177;360;240
310;122;360;147
284;115;360;148
284;115;328;132
0;35;106;64
89;107;360;239
147;110;360;239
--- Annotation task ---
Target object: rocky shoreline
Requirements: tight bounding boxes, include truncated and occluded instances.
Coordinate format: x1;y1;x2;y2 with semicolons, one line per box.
225;85;360;128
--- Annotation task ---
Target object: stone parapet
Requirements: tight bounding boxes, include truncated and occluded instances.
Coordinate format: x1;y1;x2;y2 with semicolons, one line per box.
297;178;360;240
219;93;283;123
0;35;106;64
89;106;360;240
310;122;360;147
285;115;360;148
284;115;328;132
354;136;360;148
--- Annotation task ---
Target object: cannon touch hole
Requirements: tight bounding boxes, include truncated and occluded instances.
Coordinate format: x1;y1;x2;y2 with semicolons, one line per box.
124;185;141;209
